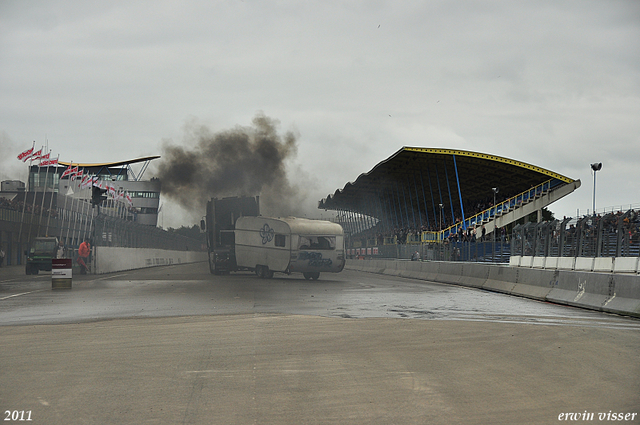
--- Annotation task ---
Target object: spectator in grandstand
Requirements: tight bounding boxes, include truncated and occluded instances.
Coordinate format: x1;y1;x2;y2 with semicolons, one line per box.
0;246;5;267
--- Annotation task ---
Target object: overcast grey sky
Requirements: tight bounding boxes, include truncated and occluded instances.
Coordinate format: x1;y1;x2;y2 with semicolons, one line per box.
1;0;639;228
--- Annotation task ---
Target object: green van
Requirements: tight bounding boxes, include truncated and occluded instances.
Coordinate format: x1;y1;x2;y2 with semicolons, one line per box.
25;237;58;275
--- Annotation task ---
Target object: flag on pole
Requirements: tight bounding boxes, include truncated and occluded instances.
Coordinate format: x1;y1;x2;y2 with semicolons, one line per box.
17;146;34;161
40;158;59;166
61;165;77;178
40;155;58;166
30;148;44;161
76;171;86;187
73;169;83;181
80;174;93;189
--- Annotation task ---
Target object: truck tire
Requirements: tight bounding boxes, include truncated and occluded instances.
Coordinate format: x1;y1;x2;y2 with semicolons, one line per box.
208;254;215;274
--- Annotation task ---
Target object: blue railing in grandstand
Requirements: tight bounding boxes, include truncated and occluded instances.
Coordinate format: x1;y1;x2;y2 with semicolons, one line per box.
441;178;559;240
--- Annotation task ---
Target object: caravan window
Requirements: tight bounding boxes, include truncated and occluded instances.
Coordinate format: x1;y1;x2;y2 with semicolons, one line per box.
298;236;336;250
275;234;286;247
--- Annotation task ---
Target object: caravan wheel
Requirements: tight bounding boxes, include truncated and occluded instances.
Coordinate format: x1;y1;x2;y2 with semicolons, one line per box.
256;265;273;279
303;272;320;280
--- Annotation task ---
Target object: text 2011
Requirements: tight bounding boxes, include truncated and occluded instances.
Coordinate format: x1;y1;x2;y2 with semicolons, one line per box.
4;411;32;421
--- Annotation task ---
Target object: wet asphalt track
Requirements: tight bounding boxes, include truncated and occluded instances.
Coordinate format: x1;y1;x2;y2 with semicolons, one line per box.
1;262;639;425
1;261;639;329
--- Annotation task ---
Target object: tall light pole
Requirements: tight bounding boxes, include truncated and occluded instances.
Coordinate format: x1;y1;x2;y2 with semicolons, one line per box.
439;203;444;260
591;163;602;215
492;187;499;262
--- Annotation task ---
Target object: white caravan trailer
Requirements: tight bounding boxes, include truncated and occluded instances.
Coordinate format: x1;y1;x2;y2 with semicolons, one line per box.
234;216;345;280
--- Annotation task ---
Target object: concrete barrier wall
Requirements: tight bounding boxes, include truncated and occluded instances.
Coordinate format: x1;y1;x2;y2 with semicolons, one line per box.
511;268;556;301
346;259;640;318
614;257;640;274
574;257;595;272
511;255;639;274
557;257;576;270
460;263;489;289
484;265;518;295
94;246;207;274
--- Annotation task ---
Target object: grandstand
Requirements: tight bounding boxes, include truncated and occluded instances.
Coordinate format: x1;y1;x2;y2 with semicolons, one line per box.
319;147;581;244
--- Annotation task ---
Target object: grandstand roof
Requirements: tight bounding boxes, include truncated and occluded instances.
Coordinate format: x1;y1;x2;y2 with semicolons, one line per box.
318;147;577;222
58;156;160;168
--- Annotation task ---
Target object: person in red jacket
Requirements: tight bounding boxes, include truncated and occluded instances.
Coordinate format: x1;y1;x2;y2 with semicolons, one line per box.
77;238;91;274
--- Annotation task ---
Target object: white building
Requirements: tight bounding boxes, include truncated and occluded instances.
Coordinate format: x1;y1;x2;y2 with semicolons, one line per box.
30;156;162;226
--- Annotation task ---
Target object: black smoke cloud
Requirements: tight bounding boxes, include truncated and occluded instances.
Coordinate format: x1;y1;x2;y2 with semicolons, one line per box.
155;113;310;218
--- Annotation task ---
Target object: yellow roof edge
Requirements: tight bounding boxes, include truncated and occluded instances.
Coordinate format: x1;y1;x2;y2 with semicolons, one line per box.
403;147;575;183
57;156;161;168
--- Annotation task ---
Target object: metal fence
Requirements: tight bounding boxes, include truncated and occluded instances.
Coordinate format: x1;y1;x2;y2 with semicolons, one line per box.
347;209;640;263
0;196;203;266
511;209;640;258
349;238;509;263
93;214;202;251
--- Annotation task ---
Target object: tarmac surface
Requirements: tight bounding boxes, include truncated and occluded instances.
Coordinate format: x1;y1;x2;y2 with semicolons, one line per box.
1;261;639;424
